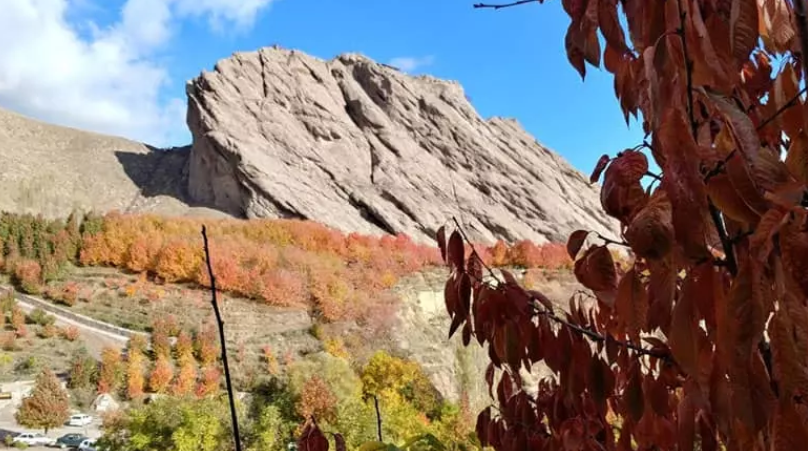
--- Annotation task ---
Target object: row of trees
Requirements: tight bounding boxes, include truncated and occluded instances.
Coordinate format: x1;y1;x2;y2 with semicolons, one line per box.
0;211;574;324
94;350;476;451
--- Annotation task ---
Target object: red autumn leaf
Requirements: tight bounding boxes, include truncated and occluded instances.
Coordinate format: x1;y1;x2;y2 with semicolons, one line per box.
461;320;472;346
574;245;617;292
598;0;628;53
436;225;447;263
615;268;648;342
298;420;329;451
590;154;611;183
334;434;346;451
786;130;808;184
658;109;711;260
447;230;465;271
444;276;459;317
565;22;587;80
730;0;759;67
772;397;808;450
566;229;590;260
609;150;649;185
624;360;645;423
476;407;492;447
625;189;675;260
668;272;704;378
779;213;808;298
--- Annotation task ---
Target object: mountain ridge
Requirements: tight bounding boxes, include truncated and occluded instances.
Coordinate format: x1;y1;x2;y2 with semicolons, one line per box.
185;47;618;244
0;46;617;245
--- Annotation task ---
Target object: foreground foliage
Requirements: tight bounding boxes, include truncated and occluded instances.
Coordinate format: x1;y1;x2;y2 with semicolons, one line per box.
426;1;808;450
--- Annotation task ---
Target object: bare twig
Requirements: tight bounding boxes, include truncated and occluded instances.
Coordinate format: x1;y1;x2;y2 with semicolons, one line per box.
702;149;737;182
644;171;662;182
373;395;383;442
529;301;672;361
596;233;631;249
473;0;539;9
756;86;808;131
202;226;243;451
451;216;502;283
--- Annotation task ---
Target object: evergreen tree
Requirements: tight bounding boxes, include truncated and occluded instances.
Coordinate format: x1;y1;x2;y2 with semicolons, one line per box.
15;368;70;434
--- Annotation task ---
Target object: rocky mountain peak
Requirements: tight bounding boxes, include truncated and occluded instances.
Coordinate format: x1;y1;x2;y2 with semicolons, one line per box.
182;46;619;244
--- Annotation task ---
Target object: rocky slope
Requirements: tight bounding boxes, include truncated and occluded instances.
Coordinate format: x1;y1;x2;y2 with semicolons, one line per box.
186;47;619;244
0;107;228;220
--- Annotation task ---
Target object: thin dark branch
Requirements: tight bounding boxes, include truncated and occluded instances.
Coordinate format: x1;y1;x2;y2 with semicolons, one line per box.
675;0;738;276
473;0;539;9
644;171;662;182
373;395;383;442
675;4;698;137
702;149;737;182
529;301;672;361
756;86;808;131
202;226;243;451
451;216;502;283
596;233;631;249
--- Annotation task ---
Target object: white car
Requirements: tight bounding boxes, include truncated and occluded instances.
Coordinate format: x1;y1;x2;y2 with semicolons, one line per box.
12;432;55;447
78;438;97;451
67;413;93;426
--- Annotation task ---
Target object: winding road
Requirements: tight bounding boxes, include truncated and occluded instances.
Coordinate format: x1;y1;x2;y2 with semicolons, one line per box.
1;286;147;358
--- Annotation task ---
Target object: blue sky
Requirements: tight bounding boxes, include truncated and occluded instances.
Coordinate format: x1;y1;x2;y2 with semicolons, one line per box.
0;0;645;175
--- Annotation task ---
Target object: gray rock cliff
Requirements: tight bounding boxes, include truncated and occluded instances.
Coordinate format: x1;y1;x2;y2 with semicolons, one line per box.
185;47;619;244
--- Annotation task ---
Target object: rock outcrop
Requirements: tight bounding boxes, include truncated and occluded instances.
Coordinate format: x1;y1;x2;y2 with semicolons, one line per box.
186;47;619;244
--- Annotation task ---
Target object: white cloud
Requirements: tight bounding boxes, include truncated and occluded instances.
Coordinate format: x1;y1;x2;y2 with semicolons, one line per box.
388;55;435;73
0;0;274;147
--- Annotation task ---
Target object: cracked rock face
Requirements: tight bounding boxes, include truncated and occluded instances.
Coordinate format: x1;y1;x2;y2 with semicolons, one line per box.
185;47;619;244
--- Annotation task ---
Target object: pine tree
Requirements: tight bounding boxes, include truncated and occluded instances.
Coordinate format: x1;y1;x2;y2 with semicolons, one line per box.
15;368;70;434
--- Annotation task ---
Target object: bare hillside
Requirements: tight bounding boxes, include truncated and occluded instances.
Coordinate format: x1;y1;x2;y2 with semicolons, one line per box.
0;107;226;219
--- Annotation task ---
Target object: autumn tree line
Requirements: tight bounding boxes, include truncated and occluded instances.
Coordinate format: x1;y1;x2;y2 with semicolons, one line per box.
0;210;572;323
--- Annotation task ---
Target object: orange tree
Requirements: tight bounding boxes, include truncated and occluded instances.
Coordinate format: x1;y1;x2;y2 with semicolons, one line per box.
430;0;808;450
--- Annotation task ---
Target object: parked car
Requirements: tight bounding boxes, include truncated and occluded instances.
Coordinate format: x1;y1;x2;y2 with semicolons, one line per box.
78;438;97;451
12;432;55;447
52;433;88;449
67;413;93;426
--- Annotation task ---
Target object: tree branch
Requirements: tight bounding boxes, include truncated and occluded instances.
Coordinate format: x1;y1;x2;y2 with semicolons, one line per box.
596;233;631;249
373;395;383;442
529;301;673;362
202;226;243;451
675;0;738;277
756;86;808;131
473;0;539;9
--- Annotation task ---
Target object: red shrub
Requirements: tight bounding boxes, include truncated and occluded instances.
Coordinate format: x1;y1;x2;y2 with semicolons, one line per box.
13;260;42;294
62;326;80;341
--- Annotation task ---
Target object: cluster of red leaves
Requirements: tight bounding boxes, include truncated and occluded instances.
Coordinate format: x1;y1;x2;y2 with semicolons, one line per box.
433;1;808;450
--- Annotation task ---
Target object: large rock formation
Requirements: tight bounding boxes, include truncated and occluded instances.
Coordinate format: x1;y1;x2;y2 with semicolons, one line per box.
186;47;619;244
